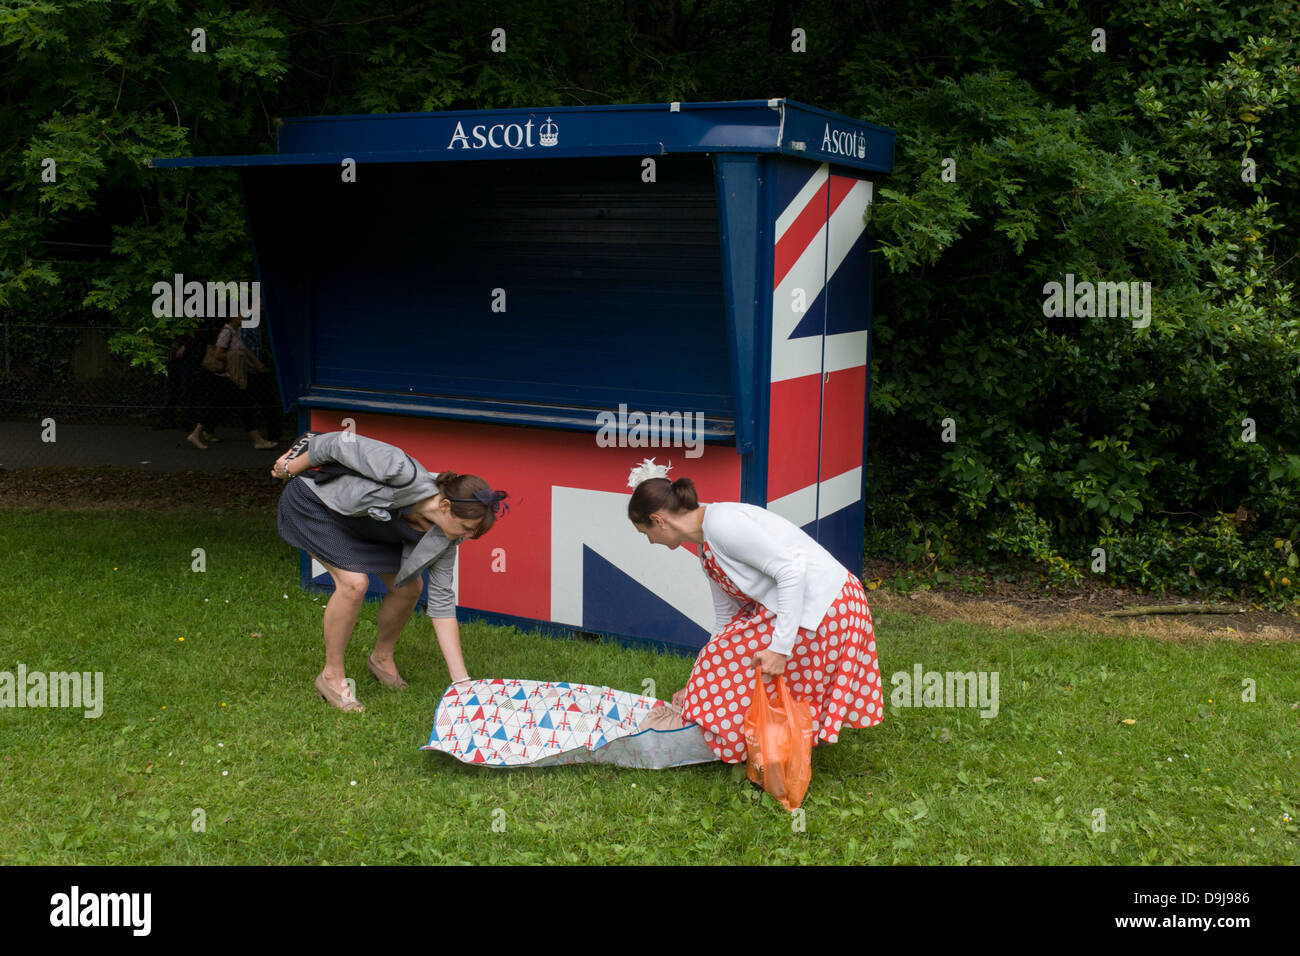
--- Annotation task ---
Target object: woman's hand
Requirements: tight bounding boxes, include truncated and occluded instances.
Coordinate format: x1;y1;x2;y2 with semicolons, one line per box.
671;687;687;709
271;452;293;481
753;649;788;677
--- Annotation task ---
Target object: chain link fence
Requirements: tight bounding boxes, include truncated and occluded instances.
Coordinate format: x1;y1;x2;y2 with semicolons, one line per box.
1;321;295;472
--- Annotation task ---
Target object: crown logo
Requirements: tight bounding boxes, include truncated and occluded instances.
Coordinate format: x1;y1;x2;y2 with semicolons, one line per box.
539;116;559;147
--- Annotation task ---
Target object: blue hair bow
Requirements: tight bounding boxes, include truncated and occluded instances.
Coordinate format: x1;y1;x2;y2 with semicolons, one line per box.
449;489;510;517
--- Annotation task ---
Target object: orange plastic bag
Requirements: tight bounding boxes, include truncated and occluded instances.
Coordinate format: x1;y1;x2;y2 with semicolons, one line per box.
744;671;815;810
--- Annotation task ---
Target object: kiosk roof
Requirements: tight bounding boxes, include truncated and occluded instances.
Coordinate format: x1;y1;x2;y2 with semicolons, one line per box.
149;98;894;174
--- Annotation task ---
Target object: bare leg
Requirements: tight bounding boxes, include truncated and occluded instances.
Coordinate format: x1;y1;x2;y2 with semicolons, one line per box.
373;572;423;680
315;556;369;696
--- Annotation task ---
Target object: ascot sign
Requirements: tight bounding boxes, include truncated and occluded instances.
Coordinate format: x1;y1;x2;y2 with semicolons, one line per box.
447;116;560;150
821;122;868;160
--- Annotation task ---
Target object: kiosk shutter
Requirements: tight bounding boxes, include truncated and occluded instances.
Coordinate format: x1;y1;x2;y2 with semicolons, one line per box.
250;156;733;419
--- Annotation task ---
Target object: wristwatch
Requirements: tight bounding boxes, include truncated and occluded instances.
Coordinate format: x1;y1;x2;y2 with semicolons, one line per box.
280;459;293;480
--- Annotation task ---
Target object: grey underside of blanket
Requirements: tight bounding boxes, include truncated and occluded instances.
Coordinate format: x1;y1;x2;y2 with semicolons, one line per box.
515;725;720;770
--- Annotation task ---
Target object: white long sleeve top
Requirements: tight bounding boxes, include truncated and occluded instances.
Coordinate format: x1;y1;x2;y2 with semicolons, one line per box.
700;502;852;656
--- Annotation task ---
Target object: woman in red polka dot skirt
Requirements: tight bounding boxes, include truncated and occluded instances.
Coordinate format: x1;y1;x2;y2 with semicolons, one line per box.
627;462;883;763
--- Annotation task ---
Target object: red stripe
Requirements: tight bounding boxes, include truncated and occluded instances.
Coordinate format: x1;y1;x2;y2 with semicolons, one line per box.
827;173;857;220
772;180;828;289
766;376;822;500
819;365;867;479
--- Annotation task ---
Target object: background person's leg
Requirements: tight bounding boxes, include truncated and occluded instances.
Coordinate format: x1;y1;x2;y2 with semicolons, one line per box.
249;371;283;441
160;359;180;428
178;359;194;432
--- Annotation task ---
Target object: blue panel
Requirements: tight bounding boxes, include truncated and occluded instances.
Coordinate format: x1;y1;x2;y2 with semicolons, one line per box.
743;157;781;509
713;154;763;455
824;227;872;335
790;215;871;339
815;501;866;578
772;159;815;221
789;284;830;339
581;546;710;651
862;249;874;532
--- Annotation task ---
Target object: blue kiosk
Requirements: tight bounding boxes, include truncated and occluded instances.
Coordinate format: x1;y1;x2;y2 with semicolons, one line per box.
152;99;895;652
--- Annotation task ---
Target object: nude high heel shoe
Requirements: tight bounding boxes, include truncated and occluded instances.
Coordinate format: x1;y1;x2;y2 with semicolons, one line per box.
315;672;364;712
367;655;409;689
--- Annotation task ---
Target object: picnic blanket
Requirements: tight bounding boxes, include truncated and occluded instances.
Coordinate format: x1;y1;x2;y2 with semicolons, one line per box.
421;678;718;769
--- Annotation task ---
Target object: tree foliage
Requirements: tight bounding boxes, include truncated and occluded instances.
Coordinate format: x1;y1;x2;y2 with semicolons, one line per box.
1;0;1296;601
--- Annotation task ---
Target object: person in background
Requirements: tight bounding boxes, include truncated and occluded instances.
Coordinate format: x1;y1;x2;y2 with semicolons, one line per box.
159;327;198;431
239;297;287;441
626;460;883;763
187;313;278;449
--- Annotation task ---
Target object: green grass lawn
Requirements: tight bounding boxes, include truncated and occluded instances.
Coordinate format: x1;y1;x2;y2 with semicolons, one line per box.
1;508;1296;865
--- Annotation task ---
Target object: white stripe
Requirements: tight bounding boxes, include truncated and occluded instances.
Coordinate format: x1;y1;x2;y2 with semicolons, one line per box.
771;340;821;385
773;331;867;383
771;222;827;375
766;483;817;529
311;557;326;579
817;466;863;518
550;486;715;631
766;466;863;528
826;179;872;277
773;162;829;242
823;330;869;376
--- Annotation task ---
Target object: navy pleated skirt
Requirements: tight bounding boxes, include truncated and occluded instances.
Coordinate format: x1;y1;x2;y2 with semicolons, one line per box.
277;477;423;574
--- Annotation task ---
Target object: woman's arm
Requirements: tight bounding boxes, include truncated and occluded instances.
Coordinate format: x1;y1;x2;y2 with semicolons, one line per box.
425;545;467;680
709;509;807;657
431;616;470;683
306;431;417;486
271;448;313;480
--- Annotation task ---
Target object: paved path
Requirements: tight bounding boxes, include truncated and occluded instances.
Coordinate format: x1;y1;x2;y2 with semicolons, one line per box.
0;421;292;472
